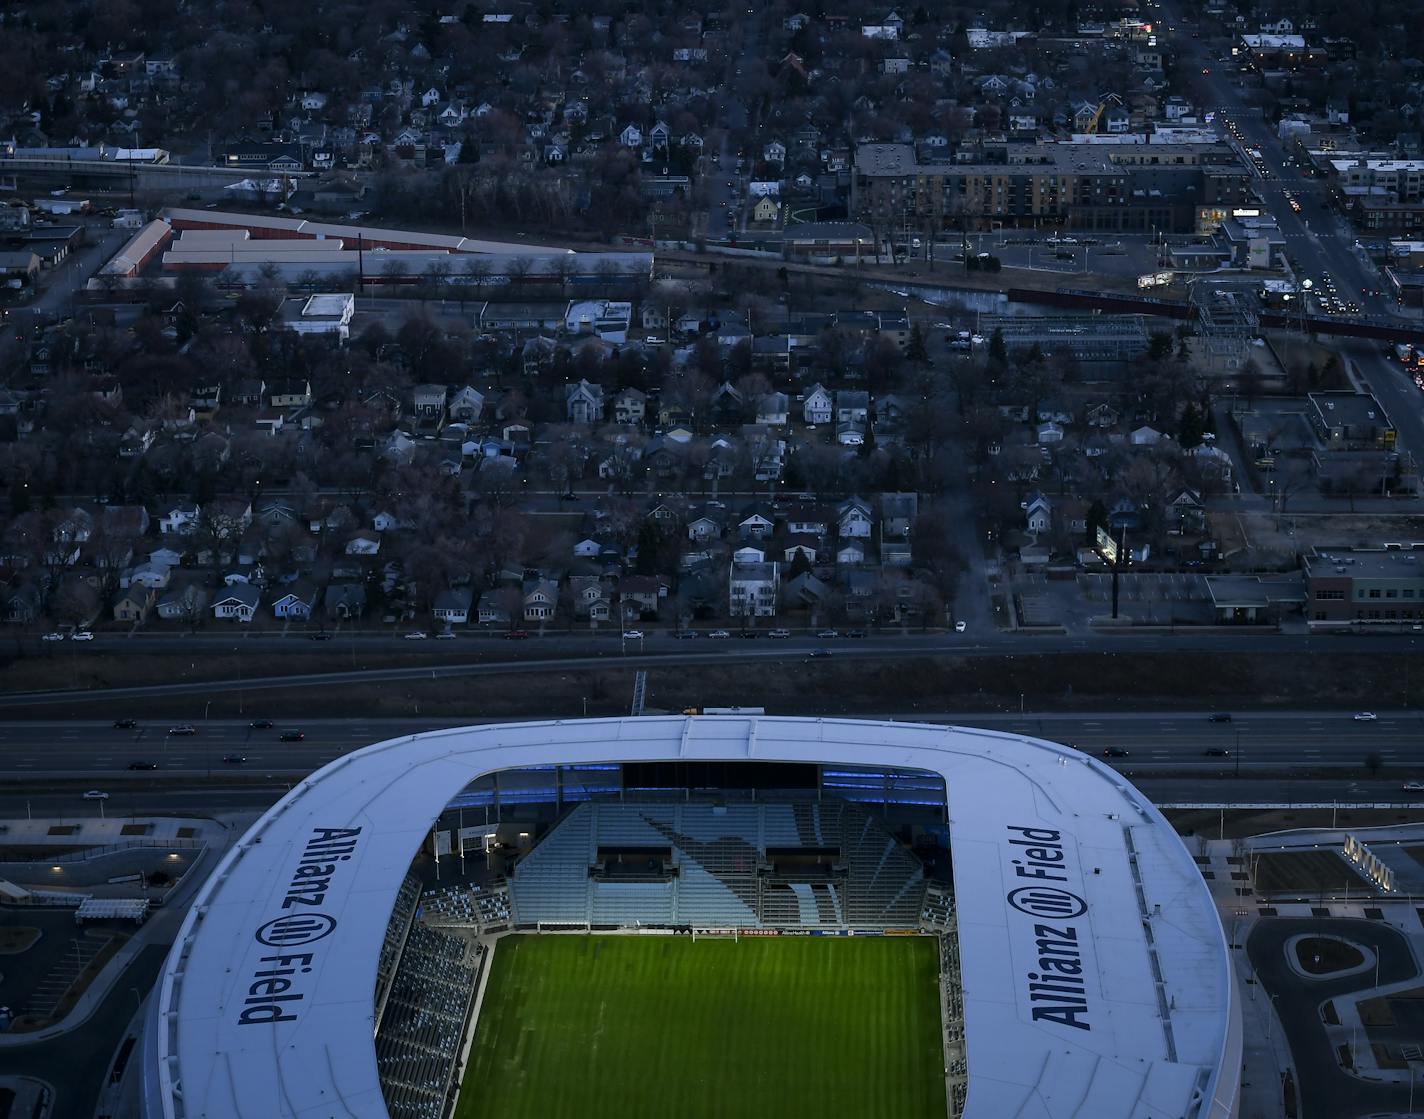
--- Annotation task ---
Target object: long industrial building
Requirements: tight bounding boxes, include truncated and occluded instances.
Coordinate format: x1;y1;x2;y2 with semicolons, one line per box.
96;209;653;287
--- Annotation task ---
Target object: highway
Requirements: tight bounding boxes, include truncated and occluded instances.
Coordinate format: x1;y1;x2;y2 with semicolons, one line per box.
2;710;1422;779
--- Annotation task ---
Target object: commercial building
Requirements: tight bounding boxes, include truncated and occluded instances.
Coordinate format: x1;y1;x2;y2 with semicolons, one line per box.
1307;392;1396;449
978;313;1151;363
279;293;355;341
850;142;1253;234
1305;546;1424;626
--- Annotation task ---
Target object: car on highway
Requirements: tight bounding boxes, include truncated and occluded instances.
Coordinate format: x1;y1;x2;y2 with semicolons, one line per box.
1207;712;1232;722
806;650;831;659
622;630;644;640
1203;748;1231;757
670;629;697;639
846;629;867;638
504;629;529;639
1405;781;1424;793
112;718;138;729
83;789;110;800
167;725;197;736
404;631;428;640
707;629;730;639
222;754;247;764
1354;712;1378;721
309;631;334;640
1101;747;1131;758
127;760;159;770
279;731;306;742
71;631;94;641
768;629;791;639
816;629;839;639
435;631;456;640
250;719;274;729
41;632;64;642
737;630;760;639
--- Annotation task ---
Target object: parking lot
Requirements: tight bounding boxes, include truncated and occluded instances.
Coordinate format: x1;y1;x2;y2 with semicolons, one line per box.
1010;571;1216;630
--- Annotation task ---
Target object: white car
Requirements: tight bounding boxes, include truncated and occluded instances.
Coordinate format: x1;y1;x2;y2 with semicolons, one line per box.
1404;781;1424;792
954;620;967;632
622;630;644;640
82;789;110;800
707;629;731;639
403;631;429;640
1354;712;1378;721
41;632;64;642
70;631;94;641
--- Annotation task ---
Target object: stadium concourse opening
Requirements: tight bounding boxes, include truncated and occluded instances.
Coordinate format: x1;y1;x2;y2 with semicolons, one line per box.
378;760;965;1119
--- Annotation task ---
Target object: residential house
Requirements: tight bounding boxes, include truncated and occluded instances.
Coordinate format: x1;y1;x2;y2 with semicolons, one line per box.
272;582;319;619
1024;491;1053;535
345;532;381;556
729;558;780;618
448;386;484;423
212;584;261;622
613;387;647;424
619;574;667;618
757;392;789;426
433;587;474;625
566;380;604;424
112;585;156;622
158;501;200;535
270;379;312;408
523;578;558;622
324;583;366;620
568;575;612;621
803;384;833;425
838;498;874;539
738;506;776;540
155;582;209;621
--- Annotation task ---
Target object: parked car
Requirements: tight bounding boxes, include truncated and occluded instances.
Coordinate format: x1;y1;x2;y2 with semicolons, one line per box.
127;760;159;770
221;754;247;764
112;718;138;729
504;630;530;640
83;789;110;800
768;629;791;639
845;629;867;638
707;629;730;639
622;630;644;640
1101;747;1130;758
41;632;64;642
167;725;197;736
435;632;456;640
816;629;839;639
954;621;967;632
309;632;334;641
671;630;697;639
404;631;428;640
737;630;759;639
70;631;94;641
279;731;306;742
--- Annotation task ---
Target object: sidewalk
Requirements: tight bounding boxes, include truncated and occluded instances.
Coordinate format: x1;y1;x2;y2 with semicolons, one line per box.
1197;838;1294;1119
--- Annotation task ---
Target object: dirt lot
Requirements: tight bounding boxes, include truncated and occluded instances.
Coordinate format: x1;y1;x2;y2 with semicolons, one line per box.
6;649;1424;722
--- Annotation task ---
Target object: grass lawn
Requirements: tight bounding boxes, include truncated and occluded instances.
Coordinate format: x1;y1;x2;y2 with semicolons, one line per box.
459;934;945;1119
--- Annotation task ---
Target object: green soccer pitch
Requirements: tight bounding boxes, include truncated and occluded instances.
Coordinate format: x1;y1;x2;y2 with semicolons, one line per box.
458;934;946;1119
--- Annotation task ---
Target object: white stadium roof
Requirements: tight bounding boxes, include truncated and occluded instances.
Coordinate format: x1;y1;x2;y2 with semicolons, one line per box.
144;717;1239;1119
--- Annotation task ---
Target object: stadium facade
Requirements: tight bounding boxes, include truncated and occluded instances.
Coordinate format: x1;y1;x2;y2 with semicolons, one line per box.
138;716;1241;1119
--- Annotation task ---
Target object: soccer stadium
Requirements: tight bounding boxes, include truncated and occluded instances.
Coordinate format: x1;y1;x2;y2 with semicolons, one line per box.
137;716;1242;1119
